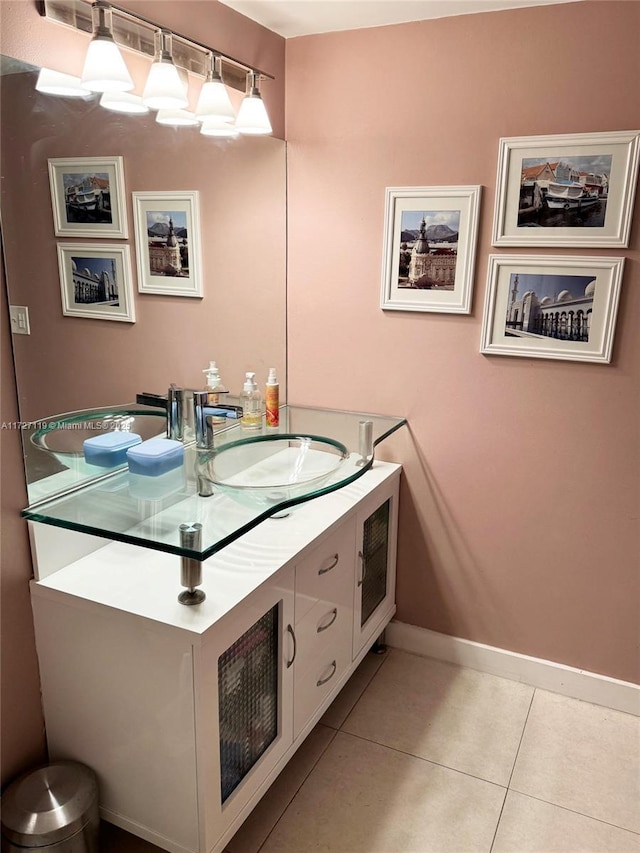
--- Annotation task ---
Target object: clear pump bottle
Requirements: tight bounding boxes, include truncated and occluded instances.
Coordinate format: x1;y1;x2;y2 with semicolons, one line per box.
240;372;262;429
203;361;228;405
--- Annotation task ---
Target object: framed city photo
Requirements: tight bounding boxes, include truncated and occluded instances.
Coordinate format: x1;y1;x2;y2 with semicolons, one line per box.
133;191;202;297
57;244;135;322
48;156;128;238
380;185;481;314
492;131;640;247
480;255;624;364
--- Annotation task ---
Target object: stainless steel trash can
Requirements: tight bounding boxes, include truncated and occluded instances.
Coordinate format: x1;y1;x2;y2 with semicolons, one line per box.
1;761;99;852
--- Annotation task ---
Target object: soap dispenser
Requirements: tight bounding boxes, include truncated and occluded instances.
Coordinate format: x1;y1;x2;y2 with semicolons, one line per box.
203;361;228;405
240;372;262;429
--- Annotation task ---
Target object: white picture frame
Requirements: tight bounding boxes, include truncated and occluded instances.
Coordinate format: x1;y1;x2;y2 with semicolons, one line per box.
492;130;640;247
380;185;481;314
48;156;128;239
133;191;203;297
57;243;135;322
480;254;624;364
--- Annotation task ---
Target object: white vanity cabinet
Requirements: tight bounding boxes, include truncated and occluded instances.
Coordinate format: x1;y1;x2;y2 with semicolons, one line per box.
28;462;400;853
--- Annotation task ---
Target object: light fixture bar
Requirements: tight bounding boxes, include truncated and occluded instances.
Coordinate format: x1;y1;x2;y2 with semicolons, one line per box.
39;0;273;94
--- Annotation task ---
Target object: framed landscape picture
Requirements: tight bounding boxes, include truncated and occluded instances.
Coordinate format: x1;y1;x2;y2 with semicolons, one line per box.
133;191;202;297
380;185;481;314
48;156;128;238
480;255;624;364
57;244;135;322
492;131;639;247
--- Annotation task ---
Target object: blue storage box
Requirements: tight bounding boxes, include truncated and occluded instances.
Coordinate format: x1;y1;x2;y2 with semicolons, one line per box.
83;431;142;467
126;438;184;477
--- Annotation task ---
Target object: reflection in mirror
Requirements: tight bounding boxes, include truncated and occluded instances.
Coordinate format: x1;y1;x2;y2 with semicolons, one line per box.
0;55;286;505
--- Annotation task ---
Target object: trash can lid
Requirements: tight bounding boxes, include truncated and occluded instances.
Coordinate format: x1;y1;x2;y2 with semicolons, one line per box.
1;761;98;847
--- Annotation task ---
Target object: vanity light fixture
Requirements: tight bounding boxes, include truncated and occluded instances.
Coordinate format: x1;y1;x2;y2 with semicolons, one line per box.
195;53;235;124
36;68;93;99
235;72;272;135
142;30;189;111
200;119;240;138
99;92;149;114
80;0;134;93
156;108;200;127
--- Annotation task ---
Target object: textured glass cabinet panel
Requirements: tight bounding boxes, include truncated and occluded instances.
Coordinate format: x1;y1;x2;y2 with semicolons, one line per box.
218;604;279;803
361;499;390;627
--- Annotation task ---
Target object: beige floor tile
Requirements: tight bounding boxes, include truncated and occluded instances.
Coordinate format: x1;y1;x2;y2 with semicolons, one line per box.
510;690;640;833
321;649;387;729
493;791;640;853
341;649;533;785
260;731;505;853
226;724;336;853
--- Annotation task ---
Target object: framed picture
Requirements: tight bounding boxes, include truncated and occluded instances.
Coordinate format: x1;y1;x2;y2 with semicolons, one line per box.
57;244;135;322
133;191;202;297
48;156;128;238
380;185;481;314
480;255;624;364
492;130;640;247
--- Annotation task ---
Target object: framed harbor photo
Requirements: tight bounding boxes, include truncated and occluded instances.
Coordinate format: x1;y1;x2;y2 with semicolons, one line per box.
57;244;135;322
48;156;128;238
133;191;202;297
492;131;640;247
380;185;481;313
480;255;624;364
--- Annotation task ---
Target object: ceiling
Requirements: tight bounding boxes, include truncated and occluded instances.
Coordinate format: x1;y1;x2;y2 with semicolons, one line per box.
219;0;582;38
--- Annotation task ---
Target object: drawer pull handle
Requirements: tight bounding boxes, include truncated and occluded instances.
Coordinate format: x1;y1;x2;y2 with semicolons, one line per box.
318;553;339;575
286;624;297;668
357;550;368;587
316;660;337;687
317;607;338;633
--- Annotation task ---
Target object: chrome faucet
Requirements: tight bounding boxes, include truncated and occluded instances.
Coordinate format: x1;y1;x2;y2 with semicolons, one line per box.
193;391;215;497
167;385;185;440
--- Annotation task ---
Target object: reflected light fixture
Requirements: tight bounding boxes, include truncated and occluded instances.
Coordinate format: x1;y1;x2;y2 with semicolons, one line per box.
196;53;235;124
100;92;149;114
80;0;134;93
235;72;272;135
156;109;199;127
200;118;240;138
36;68;93;98
143;30;189;111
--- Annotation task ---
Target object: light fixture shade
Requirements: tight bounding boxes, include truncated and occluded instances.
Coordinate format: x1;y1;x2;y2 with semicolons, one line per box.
36;68;93;98
81;38;134;92
200;118;239;138
195;80;235;123
143;61;188;110
235;93;272;135
100;91;149;114
156;108;199;126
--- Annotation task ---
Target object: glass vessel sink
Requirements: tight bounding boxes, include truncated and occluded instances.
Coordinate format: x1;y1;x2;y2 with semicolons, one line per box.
202;434;349;510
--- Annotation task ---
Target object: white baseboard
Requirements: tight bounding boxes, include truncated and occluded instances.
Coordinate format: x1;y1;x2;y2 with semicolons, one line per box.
385;621;639;717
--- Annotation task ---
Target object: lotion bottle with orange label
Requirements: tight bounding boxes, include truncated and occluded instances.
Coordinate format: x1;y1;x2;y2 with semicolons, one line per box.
265;367;280;428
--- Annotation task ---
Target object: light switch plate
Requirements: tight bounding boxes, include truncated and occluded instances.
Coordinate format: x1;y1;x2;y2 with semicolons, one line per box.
9;305;30;335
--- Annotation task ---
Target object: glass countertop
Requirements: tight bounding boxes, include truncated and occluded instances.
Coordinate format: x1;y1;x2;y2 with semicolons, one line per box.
22;404;406;560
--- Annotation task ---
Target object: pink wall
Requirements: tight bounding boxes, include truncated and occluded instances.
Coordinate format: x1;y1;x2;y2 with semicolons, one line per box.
286;0;640;683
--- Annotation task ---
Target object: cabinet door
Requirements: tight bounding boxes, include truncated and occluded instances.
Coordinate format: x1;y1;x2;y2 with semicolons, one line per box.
294;519;356;738
196;567;295;851
353;476;399;659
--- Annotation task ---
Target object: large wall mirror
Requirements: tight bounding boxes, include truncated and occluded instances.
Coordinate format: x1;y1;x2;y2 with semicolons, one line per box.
1;55;287;502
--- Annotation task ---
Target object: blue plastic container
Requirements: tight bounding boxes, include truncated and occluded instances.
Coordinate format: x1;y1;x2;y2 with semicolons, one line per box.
83;431;142;467
126;438;184;477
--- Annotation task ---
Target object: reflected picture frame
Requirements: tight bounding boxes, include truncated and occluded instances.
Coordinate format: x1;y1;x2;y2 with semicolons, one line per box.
492;130;640;247
57;243;135;322
133;190;203;297
48;156;128;239
480;254;624;364
380;185;481;314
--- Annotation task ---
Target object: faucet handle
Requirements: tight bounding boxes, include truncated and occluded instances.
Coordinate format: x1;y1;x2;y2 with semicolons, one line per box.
193;391;214;449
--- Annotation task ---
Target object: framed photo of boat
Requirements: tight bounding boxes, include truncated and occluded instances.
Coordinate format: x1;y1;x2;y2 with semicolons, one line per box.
48;156;128;239
57;244;135;322
480;254;624;364
492;131;639;247
133;191;203;297
380;185;481;314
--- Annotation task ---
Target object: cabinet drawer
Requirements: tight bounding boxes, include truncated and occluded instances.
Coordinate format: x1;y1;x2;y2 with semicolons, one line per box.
295;518;356;626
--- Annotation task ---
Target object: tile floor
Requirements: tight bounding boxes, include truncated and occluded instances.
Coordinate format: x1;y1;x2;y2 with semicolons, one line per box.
102;649;640;853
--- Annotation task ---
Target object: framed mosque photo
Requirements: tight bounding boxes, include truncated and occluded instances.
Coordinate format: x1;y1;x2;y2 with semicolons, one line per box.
480;255;624;364
133;191;202;297
380;185;481;314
